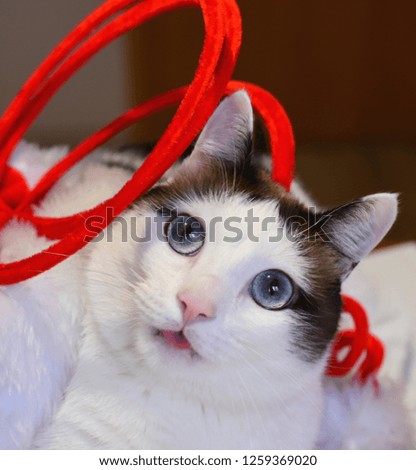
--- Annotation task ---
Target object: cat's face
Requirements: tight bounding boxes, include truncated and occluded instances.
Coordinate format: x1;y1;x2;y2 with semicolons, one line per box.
127;196;323;386
85;91;397;400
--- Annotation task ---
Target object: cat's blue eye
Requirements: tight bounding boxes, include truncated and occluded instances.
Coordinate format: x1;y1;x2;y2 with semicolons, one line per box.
167;214;205;256
250;270;294;310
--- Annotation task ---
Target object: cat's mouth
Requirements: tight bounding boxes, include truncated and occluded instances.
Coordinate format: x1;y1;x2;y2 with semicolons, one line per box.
157;329;193;351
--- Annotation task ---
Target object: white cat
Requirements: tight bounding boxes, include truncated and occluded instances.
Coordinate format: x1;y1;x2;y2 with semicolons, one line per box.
0;92;411;449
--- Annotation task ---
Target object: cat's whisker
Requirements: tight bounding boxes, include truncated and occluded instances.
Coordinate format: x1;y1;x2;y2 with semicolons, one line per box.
232;369;257;448
234;353;283;442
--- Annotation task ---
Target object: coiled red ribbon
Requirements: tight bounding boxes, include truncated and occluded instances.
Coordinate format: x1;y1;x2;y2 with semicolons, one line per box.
326;295;384;383
0;0;382;382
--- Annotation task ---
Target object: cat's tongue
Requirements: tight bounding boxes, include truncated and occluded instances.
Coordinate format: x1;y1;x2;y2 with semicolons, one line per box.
161;330;192;350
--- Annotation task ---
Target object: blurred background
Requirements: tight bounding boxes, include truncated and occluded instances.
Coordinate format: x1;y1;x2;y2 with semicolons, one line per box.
0;0;415;242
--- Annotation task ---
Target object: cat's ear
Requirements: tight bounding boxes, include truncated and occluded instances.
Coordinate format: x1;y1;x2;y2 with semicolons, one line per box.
317;193;398;279
183;90;253;172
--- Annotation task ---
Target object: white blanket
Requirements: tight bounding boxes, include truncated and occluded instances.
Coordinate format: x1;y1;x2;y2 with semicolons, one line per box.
345;242;416;418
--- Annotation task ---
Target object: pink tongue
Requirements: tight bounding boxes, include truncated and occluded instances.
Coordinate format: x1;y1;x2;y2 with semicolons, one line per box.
161;330;192;350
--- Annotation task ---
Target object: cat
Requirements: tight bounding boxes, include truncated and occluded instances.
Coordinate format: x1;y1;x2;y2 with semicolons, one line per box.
0;91;406;449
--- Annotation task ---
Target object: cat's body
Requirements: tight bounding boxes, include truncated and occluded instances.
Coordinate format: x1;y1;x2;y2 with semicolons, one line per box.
35;196;326;450
0;92;411;449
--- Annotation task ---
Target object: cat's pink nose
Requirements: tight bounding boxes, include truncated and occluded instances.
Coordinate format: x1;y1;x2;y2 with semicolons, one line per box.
177;290;216;325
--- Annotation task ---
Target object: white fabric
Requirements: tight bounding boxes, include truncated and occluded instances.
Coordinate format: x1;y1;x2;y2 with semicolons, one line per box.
344;243;416;419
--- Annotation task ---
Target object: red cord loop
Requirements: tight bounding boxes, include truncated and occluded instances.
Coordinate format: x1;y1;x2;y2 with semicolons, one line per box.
0;166;30;211
0;0;382;384
0;166;30;227
326;295;384;382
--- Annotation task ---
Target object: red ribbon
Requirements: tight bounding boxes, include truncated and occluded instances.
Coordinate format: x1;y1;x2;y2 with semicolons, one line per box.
0;0;383;382
0;166;30;228
326;295;384;383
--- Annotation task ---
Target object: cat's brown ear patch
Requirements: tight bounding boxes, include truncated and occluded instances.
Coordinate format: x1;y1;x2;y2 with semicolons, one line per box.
182;90;254;174
317;193;398;279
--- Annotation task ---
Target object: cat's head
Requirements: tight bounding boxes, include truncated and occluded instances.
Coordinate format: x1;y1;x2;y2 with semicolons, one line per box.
86;91;397;399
